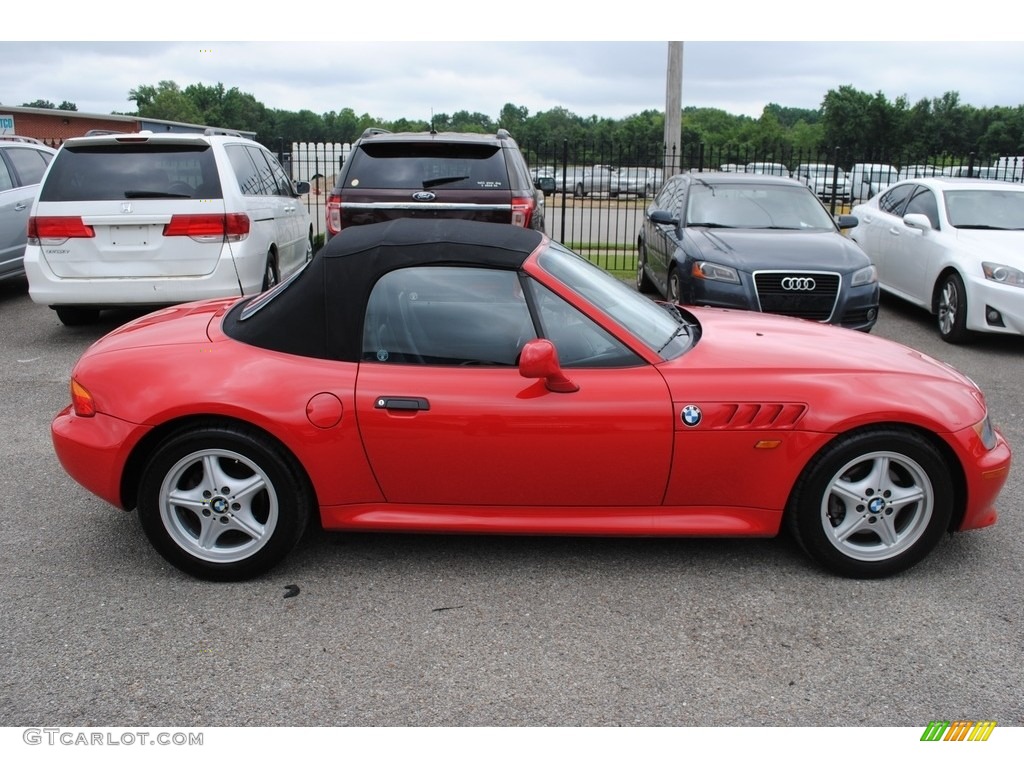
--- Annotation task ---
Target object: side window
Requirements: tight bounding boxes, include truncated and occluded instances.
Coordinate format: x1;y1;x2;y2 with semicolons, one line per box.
362;267;533;366
878;183;915;215
0;153;13;192
244;147;284;196
527;280;641;368
653;177;677;209
261;149;294;196
904;188;940;229
225;144;263;196
6;147;52;187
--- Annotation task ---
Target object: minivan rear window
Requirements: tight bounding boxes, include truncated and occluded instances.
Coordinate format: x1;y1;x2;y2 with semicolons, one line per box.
346;142;508;190
40;144;222;202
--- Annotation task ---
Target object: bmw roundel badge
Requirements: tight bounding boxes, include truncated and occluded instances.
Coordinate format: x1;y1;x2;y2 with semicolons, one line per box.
681;404;702;427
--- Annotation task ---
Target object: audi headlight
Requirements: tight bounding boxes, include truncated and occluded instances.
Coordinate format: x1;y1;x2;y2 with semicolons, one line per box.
982;262;1024;288
692;261;740;283
851;264;878;286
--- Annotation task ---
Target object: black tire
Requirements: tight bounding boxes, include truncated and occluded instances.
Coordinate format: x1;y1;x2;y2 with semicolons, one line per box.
636;241;656;294
787;428;953;578
137;423;313;581
262;254;279;291
667;266;683;304
575;183;586;198
55;306;101;326
936;272;970;344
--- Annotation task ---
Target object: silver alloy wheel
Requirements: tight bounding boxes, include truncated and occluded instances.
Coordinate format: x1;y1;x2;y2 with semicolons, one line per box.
158;448;279;564
819;450;933;562
938;279;959;336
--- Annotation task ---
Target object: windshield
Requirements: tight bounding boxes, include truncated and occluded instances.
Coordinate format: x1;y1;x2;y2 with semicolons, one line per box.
945;189;1024;230
686;182;837;230
536;241;695;360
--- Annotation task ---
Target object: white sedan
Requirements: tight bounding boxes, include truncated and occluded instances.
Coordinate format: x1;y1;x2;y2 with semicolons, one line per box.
849;178;1024;343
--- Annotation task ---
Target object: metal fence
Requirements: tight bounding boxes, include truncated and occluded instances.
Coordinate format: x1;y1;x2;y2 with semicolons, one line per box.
286;140;1024;274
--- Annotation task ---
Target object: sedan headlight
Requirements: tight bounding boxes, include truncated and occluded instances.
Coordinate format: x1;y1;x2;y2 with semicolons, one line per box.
692;261;740;284
982;262;1024;288
851;264;878;286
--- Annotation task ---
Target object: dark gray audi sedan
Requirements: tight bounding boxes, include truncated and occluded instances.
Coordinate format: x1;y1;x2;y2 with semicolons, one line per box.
637;172;879;331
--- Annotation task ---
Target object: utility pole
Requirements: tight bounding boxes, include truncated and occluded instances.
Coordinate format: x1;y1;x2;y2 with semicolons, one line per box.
664;41;683;180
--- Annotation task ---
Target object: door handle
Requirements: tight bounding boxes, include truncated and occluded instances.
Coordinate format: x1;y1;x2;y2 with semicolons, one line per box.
375;396;430;411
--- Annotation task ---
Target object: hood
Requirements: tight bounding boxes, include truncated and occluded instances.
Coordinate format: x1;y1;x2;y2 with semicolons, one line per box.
659;307;985;432
687;228;869;273
951;229;1024;266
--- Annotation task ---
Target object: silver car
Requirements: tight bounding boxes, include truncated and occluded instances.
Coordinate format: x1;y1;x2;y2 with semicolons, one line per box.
0;136;56;281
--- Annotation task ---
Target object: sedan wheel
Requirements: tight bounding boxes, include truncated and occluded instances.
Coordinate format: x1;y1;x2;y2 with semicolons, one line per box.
636;242;655;293
788;428;952;578
138;424;311;580
937;272;970;344
667;267;683;304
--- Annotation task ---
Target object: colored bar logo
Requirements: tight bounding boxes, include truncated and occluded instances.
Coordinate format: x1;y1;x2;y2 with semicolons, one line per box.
921;721;997;741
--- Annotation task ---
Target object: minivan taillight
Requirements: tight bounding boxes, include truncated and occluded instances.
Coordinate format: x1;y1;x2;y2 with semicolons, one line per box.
27;216;95;245
511;196;535;228
326;193;343;235
163;213;250;242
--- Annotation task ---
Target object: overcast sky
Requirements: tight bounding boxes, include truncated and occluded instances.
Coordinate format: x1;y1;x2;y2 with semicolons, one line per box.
4;5;1022;124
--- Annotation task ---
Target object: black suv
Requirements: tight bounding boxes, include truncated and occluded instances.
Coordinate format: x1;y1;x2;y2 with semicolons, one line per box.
325;128;545;239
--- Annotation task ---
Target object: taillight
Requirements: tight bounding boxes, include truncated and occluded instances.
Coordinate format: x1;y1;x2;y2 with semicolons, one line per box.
70;379;96;417
326;193;342;235
28;216;95;245
511;196;535;228
163;213;250;242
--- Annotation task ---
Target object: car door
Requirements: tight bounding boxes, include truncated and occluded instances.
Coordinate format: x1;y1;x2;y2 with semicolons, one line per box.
0;146;51;277
644;178;684;291
261;148;307;272
885;186;944;301
861;183;917;285
354;265;674;508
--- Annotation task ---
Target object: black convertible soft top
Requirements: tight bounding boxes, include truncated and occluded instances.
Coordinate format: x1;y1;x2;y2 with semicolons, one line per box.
223;218;545;361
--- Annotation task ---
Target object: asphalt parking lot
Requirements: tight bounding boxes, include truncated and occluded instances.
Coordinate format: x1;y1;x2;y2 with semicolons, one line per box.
1;276;1022;728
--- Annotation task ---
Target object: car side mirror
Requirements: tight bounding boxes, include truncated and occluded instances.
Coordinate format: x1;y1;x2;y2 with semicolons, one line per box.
903;213;933;231
293;180;311;196
537;177;556;195
835;214;858;229
518;339;579;393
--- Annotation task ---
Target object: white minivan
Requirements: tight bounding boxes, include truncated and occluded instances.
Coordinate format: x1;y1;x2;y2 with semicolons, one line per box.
25;129;312;325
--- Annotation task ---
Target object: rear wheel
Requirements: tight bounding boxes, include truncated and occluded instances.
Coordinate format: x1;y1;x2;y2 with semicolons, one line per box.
262;254;279;291
575;183;586;198
55;306;101;326
137;423;312;581
937;272;970;344
787;428;953;578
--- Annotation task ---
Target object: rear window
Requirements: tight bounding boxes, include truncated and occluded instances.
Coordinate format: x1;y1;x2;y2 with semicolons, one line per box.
40;143;222;202
344;142;508;190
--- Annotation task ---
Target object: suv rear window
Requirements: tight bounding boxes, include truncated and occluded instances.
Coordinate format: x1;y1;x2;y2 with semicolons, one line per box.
345;142;508;190
40;144;223;201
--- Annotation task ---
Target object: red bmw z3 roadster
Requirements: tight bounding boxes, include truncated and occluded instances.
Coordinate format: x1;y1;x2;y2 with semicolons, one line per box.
51;219;1011;580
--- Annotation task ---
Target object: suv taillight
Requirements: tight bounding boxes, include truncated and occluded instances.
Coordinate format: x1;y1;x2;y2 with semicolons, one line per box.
163;213;250;242
27;216;95;245
511;196;535;228
326;192;342;235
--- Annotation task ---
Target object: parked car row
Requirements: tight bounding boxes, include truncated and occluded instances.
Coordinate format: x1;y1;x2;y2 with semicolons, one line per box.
0;135;56;281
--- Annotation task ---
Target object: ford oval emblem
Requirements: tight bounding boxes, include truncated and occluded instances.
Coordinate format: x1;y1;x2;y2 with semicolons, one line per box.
412;191;436;202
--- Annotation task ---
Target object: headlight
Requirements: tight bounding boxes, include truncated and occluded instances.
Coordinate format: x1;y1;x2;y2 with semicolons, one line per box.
851;264;878;286
692;261;740;284
982;262;1024;288
973;414;998;451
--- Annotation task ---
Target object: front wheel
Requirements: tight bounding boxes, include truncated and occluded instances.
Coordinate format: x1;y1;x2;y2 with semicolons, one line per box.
667;266;683;304
787;428;953;578
937;272;970;344
636;242;656;293
137;424;312;580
